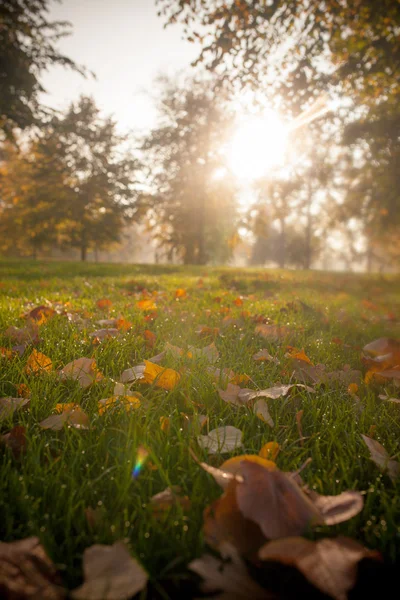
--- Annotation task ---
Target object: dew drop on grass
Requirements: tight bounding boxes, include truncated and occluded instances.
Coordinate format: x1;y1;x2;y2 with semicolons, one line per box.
144;532;150;539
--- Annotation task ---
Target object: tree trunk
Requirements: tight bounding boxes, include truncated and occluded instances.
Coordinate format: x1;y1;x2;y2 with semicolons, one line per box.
279;217;286;268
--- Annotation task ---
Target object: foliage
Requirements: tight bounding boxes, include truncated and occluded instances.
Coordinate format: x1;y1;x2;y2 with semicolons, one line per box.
0;0;86;139
0;96;139;260
140;76;238;265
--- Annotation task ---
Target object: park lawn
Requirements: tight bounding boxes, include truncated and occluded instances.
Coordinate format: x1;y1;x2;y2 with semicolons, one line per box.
1;259;400;597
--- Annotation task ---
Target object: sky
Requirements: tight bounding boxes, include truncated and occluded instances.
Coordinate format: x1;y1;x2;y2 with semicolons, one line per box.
41;0;199;133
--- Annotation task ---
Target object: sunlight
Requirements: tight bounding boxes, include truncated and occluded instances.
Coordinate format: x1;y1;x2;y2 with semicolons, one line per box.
226;110;288;181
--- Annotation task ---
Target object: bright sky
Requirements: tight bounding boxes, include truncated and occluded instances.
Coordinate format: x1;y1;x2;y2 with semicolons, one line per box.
41;0;198;133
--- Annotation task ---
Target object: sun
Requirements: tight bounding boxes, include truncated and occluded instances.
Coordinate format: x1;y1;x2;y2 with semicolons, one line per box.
226;110;288;181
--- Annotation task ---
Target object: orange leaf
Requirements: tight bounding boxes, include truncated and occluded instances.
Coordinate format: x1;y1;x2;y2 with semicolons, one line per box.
233;297;243;306
98;395;141;416
286;346;313;365
24;350;52;374
259;441;280;461
175;288;187;298
115;318;132;331
160;416;170;432
16;384;30;398
137;299;157;311
143;360;180;390
96;298;113;310
144;329;157;348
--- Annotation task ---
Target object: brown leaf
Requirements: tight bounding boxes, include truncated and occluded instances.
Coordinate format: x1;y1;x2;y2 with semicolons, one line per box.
0;536;64;599
218;383;253;407
255;324;293;341
236;462;322;539
4;323;39;345
259;536;379;600
253;399;274;427
150;486;191;515
96;298;113;310
24;349;52;374
198;426;243;454
190;547;271;599
1;425;27;458
291;360;361;387
239;383;315;402
24;305;56;324
71;542;148;600
39;407;89;431
361;434;400;481
90;328;120;343
0;397;30;422
188;342;220;364
252;349;280;364
60;358;103;388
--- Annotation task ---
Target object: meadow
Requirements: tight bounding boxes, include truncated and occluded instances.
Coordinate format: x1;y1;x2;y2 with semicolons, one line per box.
1;260;400;599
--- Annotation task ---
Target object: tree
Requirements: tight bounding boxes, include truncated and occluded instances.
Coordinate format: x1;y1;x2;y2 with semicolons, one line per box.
140;76;238;265
0;96;139;260
0;0;86;139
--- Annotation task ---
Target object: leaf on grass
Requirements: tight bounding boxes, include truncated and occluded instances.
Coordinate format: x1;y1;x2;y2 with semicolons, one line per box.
255;324;292;341
0;397;30;421
361;434;400;481
253;399;274;427
0;537;64;599
16;383;31;398
175;288;187;298
1;425;27;458
24;305;56;324
143;329;156;348
24;349;52;374
98;395;142;416
218;384;253;407
188;342;220;364
115;318;132;331
252;349;280;364
220;455;277;479
150;486;191;515
96;298;113;310
143;360;180;390
189;548;270;599
0;346;14;359
258;536;379;600
259;442;280;460
285;347;313;365
378;394;400;404
120;364;145;384
362;337;400;383
39;406;89;430
291;360;361;387
4;322;39;345
90;328;120;343
240;383;315;402
159;415;170;432
72;542;148;600
137;299;157;311
198;426;243;454
196;325;220;337
60;357;103;388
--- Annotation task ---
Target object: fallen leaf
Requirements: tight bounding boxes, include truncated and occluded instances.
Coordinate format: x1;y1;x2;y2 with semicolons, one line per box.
285;347;313;365
160;415;170;432
218;383;252;407
98;395;142;416
143;329;156;348
1;425;27;458
196;325;220;337
16;383;30;398
24;349;52;374
120;364;146;384
220;455;277;478
0;537;64;599
259;536;379;600
0;397;30;421
137;299;157;311
239;383;315;402
254;399;274;427
255;324;292;341
175;288;187;298
291;360;361;387
361;434;400;481
252;349;280;364
233;297;244;306
90;328;120;343
0;346;14;360
5;322;39;344
72;542;148;600
378;394;400;404
115;317;132;331
189;547;269;599
150;486;191;515
24;305;56;324
258;444;279;464
188;342;220;364
96;298;113;310
198;426;243;454
143;360;180;390
39;406;89;430
60;358;103;388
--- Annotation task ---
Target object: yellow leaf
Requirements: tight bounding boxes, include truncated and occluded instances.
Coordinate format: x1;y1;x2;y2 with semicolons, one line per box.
220;454;276;477
259;441;280;461
98;394;142;416
24;349;52;374
175;288;187;298
137;299;157;311
143;360;180;390
286;346;313;365
55;402;79;413
160;416;170;432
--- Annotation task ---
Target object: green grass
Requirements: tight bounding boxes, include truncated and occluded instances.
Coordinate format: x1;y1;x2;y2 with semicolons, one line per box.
1;259;400;596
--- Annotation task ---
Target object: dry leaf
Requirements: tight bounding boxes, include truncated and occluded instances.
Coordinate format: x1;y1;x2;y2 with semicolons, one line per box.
175;288;187;298
239;383;315;402
72;542;148;600
150;486;191;515
96;298;113;310
188;342;220;364
218;384;253;407
98;395;141;416
252;349;280;364
0;397;30;421
24;305;56;324
39;406;89;430
259;536;379;600
143;360;180;390
5;322;39;344
0;537;64;599
190;548;270;599
220;455;277;479
90;328;120;343
285;347;313;365
1;425;27;458
196;325;220;337
198;426;243;454
60;358;103;388
259;442;280;461
291;360;361;387
137;299;157;311
143;329;156;348
361;434;400;481
255;324;292;341
24;349;52;374
254;399;274;427
120;364;145;384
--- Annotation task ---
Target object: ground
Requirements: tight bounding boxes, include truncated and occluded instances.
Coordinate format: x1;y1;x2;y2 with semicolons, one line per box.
0;260;399;597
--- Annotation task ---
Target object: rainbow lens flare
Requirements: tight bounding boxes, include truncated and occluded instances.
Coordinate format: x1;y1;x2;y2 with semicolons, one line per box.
132;445;149;479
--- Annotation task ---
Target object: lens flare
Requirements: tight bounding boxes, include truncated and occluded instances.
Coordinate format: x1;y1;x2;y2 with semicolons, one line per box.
132;445;149;479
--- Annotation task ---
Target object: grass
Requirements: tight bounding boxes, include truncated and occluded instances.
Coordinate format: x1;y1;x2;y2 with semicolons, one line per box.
1;259;400;596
